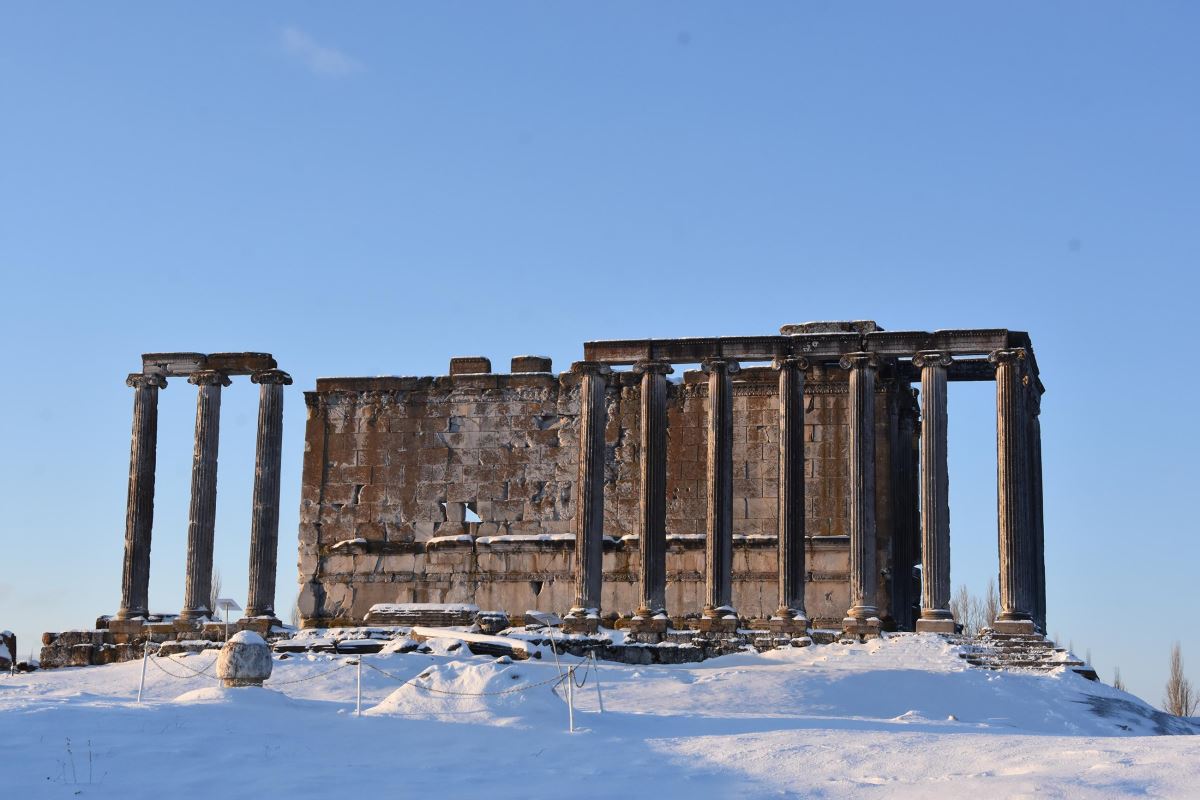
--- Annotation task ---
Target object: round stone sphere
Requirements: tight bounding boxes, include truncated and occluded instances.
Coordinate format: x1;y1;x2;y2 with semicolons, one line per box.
216;630;273;687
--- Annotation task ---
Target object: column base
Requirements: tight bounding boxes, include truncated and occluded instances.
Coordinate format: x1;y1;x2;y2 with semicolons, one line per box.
990;618;1037;635
106;618;146;636
842;614;882;640
562;608;600;635
236;616;280;636
626;609;669;638
915;617;957;634
767;609;809;637
697;606;740;635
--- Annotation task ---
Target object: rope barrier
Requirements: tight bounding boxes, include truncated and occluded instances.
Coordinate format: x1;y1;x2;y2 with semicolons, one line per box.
146;655;218;681
264;661;353;686
362;660;564;697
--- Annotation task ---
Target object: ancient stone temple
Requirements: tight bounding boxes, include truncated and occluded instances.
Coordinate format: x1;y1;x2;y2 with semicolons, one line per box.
296;321;1047;640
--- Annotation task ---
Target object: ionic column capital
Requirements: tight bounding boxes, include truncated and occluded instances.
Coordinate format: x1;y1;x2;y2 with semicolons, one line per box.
987;348;1027;367
838;351;880;371
772;355;810;371
252;369;293;386
701;357;741;375
127;373;167;390
632;360;674;376
912;351;953;369
188;370;232;387
570;361;612;377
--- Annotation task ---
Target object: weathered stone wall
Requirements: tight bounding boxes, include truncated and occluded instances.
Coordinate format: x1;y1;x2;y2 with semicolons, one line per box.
297;360;918;629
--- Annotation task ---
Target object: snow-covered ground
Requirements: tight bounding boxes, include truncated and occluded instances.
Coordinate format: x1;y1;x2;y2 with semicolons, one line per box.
1;633;1196;798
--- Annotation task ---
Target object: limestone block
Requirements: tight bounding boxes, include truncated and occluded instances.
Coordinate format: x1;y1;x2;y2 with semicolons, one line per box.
69;644;94;667
216;631;273;687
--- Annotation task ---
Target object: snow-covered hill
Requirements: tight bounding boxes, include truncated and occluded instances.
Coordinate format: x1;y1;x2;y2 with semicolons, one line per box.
1;633;1195;798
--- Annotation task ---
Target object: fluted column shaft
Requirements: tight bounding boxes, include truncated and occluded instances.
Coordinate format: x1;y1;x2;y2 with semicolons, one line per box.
990;349;1034;624
916;352;954;625
244;369;292;619
116;373;166;620
635;361;672;617
1029;398;1047;632
775;357;808;620
181;370;231;620
570;362;609;616
703;358;739;614
842;353;879;623
894;394;921;629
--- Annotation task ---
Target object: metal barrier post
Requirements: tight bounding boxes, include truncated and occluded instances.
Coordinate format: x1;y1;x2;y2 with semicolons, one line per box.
137;639;149;704
567;666;575;733
592;651;604;713
356;658;363;717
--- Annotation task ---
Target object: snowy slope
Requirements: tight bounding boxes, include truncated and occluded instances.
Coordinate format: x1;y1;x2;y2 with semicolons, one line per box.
1;633;1195;798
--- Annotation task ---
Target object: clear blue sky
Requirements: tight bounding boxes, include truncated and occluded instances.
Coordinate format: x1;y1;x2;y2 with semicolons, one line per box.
1;4;1196;704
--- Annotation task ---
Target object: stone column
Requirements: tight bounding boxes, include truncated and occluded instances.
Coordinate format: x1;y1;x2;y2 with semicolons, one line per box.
566;361;610;633
701;358;739;631
914;351;955;633
1028;391;1047;633
773;356;809;632
115;373;167;621
633;360;672;632
841;352;881;638
893;391;921;630
243;369;293;623
989;348;1036;633
180;369;231;622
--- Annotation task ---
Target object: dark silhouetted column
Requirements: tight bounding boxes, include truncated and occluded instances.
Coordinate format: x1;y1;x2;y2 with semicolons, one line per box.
115;373;166;620
565;361;609;633
841;352;881;638
243;369;293;622
180;370;231;622
774;356;809;632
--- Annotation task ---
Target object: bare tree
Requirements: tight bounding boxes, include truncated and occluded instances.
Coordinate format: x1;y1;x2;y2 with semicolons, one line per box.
949;584;979;636
208;569;223;620
1164;642;1198;717
981;577;1000;629
1112;667;1126;692
289;598;302;628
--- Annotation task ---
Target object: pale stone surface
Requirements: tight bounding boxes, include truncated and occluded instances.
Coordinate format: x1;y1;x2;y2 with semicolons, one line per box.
216;630;273;687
